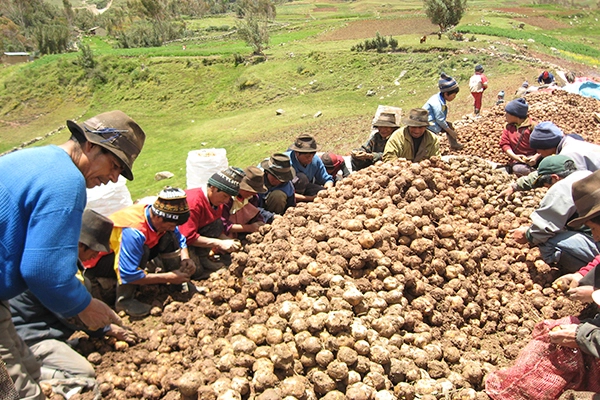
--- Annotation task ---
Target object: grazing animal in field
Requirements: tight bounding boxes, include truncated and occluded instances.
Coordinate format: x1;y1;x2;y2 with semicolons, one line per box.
438;32;442;39
420;35;427;43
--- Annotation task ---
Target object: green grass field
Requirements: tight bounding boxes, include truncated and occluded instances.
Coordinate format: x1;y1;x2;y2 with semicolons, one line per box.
1;0;599;198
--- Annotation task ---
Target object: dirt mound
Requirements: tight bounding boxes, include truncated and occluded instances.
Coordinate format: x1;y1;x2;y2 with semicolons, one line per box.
443;90;600;162
69;152;595;399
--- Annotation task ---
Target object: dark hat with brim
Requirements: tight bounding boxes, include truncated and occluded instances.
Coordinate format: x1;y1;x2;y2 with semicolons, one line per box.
80;209;113;253
567;170;600;229
67;111;146;181
240;166;268;194
261;153;296;182
289;133;320;153
373;112;399;128
401;108;431;127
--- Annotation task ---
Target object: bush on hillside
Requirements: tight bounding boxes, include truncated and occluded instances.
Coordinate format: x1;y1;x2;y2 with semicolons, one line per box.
351;33;398;53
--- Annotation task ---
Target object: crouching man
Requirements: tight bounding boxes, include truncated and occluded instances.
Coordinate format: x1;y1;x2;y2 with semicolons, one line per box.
84;187;196;317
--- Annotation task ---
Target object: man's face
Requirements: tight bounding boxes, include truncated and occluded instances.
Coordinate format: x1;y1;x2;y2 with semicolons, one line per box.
208;186;232;207
296;152;315;167
237;189;254;200
377;126;396;139
408;126;427;139
83;144;124;188
536;148;556;157
266;172;283;186
153;218;178;233
78;244;99;262
585;220;600;242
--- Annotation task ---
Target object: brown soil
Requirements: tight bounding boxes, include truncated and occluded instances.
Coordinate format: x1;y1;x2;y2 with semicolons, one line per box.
515;16;570;30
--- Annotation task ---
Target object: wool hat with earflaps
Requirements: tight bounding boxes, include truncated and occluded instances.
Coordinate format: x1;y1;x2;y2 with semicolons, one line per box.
438;73;459;93
151;187;190;224
208;167;244;196
67;111;146;181
80;209;114;253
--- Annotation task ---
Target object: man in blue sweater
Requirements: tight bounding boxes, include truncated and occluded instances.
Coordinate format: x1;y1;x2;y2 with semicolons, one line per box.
0;110;145;400
285;133;334;202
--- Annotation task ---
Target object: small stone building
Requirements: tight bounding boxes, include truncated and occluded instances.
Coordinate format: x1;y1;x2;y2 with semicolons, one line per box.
1;52;31;65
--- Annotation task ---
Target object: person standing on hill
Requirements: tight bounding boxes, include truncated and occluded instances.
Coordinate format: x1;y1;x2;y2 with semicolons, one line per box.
469;64;488;115
423;73;465;150
0;110;145;400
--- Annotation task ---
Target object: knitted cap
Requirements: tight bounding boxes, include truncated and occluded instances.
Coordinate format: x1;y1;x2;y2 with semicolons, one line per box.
505;98;529;119
438;73;459;93
522;81;529;88
475;64;484;72
529;122;564;150
208;167;244;196
151;187;190;224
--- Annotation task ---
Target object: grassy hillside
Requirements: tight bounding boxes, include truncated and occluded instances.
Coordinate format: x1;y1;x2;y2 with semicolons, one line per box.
1;0;599;199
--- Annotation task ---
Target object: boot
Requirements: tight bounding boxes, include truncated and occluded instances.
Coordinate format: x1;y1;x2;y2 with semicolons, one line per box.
446;133;464;150
474;108;480;115
159;250;181;271
115;284;151;317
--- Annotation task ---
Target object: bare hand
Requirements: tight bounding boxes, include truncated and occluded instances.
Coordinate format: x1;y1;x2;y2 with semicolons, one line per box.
498;185;515;199
247;221;265;233
217;239;242;253
510;226;529;244
525;155;539;167
553;273;583;290
179;258;196;277
108;324;138;345
548;324;579;348
78;298;122;330
567;286;595;303
168;269;192;285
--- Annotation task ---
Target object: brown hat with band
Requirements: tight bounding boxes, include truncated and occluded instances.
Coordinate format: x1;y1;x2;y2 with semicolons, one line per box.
401;108;431;127
80;209;114;253
373;112;399;128
240;166;268;194
67;111;146;181
289;133;320;153
261;153;295;182
567;170;600;229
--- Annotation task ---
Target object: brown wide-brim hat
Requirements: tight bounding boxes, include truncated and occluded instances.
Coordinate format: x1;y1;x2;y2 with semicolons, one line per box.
240;166;268;194
289;133;320;153
261;153;296;182
373;112;399;128
80;209;114;253
401;108;431;127
67;111;146;181
567;170;600;229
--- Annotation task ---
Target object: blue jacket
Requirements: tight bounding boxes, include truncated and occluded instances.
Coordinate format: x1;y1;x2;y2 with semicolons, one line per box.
285;150;334;185
423;93;449;134
0;146;90;318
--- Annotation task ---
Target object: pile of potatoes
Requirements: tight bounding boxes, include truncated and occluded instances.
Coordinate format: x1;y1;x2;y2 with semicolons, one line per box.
71;155;589;400
446;90;600;162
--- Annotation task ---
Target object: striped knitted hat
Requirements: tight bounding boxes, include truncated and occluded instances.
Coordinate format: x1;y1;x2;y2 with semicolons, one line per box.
208;167;244;196
151;187;190;224
438;73;459;93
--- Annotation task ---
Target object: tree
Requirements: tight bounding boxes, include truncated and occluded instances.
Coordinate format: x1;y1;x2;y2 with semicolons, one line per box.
423;0;467;32
236;0;275;56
